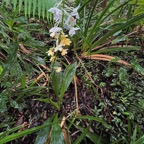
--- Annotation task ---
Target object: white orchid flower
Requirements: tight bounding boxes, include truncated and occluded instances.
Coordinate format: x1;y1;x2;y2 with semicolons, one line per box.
48;7;62;22
49;27;62;38
54;44;63;52
69;27;80;36
70;4;80;19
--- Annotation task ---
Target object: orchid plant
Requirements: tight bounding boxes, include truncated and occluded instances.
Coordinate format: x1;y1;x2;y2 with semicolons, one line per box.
41;1;80;109
46;1;80;72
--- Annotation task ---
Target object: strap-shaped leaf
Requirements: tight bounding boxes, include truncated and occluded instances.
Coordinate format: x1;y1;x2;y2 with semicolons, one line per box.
0;122;55;143
73;126;90;144
77;116;110;128
91;14;144;48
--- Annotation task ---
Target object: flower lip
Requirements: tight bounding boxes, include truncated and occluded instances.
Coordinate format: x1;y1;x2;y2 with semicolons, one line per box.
54;67;62;73
61;49;68;56
54;44;63;52
60;35;71;46
49;27;62;33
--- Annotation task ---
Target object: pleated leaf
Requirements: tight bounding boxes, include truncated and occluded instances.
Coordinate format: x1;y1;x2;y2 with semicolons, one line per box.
35;116;53;144
50;115;65;144
60;62;77;101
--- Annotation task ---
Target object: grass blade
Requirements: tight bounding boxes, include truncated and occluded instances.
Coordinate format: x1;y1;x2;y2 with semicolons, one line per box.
0;122;55;144
91;14;144;49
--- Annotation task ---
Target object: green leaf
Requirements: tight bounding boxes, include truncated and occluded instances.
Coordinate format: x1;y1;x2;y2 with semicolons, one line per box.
10;99;19;109
131;125;137;144
36;98;59;110
35;116;53;144
77;116;110;128
134;135;144;144
0;125;23;139
52;61;63;97
91;14;144;49
88;0;115;42
74;125;107;144
131;62;144;76
0;97;7;113
0;122;55;144
119;68;127;82
21;74;26;88
0;66;3;74
60;62;77;101
73;126;90;144
93;46;141;54
50;115;65;144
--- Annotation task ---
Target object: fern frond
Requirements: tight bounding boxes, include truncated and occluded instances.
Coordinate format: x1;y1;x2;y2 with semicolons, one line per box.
3;0;57;21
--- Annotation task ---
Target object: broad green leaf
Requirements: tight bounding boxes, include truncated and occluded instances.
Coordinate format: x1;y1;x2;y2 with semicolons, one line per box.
35;116;53;144
77;116;110;128
21;74;26;88
0;122;55;144
0;97;7;113
131;62;144;76
134;135;144;144
52;61;63;97
0;66;3;74
10;99;19;109
50;115;65;144
60;62;77;101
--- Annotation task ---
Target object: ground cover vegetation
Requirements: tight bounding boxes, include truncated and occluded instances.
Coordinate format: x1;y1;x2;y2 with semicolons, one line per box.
0;0;144;143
